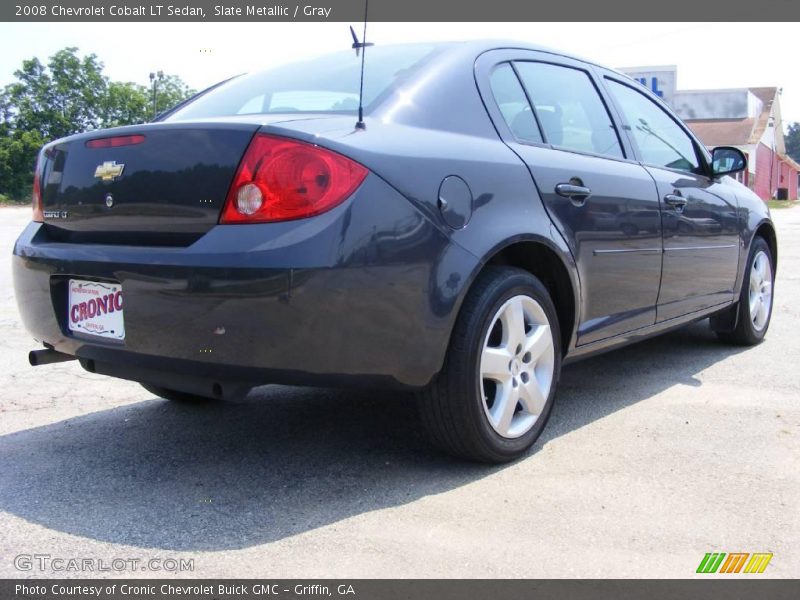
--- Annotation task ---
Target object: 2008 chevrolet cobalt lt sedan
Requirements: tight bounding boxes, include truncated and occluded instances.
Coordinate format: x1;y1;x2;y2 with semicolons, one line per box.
13;41;777;462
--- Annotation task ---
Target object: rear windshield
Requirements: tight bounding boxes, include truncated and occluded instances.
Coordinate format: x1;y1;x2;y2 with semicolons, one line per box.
166;44;443;120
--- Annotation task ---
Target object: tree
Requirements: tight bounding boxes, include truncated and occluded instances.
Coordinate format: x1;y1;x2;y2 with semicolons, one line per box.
152;74;194;117
100;81;150;127
102;76;197;126
0;47;194;200
3;48;107;140
785;122;800;164
0;130;45;199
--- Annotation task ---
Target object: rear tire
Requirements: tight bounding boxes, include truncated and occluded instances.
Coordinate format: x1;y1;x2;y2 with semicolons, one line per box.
140;383;217;403
716;236;774;346
418;266;562;463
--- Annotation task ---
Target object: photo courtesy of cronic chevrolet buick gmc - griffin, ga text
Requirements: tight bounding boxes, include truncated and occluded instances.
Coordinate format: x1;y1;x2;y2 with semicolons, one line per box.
12;41;777;462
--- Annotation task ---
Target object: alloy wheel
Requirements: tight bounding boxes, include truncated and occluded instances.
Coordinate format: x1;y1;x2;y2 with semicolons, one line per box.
749;249;773;332
479;294;556;439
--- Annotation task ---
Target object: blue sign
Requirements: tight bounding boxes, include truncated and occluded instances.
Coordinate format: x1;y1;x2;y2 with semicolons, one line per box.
634;76;664;98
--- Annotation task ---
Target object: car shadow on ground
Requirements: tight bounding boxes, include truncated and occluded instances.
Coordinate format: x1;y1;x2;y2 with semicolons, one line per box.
0;321;749;551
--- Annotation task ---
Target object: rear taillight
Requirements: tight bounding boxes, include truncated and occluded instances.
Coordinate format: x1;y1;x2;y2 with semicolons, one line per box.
32;155;43;223
220;134;368;224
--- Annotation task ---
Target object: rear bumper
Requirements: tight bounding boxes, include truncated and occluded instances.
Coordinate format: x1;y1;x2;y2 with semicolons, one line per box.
12;176;479;390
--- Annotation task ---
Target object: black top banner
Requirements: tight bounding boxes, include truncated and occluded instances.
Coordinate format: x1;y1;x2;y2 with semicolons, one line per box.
2;0;800;22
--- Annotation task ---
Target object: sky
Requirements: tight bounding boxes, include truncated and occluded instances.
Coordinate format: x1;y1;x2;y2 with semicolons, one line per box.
0;22;797;129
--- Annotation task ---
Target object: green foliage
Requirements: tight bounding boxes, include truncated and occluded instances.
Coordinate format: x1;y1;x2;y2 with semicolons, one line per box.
786;122;800;164
152;74;194;116
0;47;195;199
8;48;107;139
100;81;151;127
0;129;45;199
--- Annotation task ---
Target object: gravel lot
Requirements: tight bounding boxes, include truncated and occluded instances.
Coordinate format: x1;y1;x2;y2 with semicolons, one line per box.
0;205;797;578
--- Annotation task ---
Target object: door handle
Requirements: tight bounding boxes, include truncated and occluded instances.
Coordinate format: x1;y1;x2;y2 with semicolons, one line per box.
555;183;592;203
664;194;688;212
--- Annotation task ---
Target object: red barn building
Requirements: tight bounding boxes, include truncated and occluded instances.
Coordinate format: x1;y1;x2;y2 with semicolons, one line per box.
683;87;799;201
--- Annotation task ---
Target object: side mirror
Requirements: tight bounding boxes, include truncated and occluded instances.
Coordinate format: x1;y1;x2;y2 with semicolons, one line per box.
711;146;747;177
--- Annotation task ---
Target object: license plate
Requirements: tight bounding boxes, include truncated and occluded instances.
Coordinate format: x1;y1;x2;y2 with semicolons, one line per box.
68;279;125;340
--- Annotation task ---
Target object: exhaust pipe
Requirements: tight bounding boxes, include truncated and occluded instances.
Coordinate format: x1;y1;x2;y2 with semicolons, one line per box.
29;348;77;366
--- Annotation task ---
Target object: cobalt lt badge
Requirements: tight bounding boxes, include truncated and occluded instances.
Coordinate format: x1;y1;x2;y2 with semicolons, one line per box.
105;193;114;208
94;161;124;182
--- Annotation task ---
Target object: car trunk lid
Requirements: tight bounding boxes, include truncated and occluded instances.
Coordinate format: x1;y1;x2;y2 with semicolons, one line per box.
39;117;326;246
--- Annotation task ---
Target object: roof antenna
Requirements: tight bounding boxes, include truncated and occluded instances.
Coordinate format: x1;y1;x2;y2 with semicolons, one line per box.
350;0;373;130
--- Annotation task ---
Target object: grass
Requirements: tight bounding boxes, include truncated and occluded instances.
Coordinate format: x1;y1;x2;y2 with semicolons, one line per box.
0;193;30;206
767;199;797;209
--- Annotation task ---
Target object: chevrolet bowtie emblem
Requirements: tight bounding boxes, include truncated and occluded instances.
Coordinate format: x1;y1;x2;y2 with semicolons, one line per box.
94;161;125;182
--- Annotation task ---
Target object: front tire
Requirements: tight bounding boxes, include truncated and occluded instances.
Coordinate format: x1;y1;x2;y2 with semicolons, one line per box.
716;236;775;346
418;267;562;463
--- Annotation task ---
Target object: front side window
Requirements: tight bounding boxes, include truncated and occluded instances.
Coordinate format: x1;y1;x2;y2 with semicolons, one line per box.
514;62;624;159
605;79;701;173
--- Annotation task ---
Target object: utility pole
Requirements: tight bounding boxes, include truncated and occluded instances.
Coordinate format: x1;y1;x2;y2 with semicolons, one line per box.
149;70;164;119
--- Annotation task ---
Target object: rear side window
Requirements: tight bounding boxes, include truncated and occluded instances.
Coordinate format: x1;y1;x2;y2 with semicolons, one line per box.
514;62;624;159
489;63;542;144
605;79;700;173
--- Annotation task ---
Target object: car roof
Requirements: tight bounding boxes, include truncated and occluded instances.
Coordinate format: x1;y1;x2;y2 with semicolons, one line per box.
416;39;606;69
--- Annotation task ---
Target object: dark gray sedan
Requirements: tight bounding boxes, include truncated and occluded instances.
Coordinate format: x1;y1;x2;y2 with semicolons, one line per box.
13;41;776;462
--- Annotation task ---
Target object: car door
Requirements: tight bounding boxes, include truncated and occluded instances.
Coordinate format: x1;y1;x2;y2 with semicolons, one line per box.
481;53;663;345
602;76;740;321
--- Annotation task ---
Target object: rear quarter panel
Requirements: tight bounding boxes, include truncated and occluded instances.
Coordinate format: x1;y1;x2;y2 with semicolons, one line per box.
263;47;580;354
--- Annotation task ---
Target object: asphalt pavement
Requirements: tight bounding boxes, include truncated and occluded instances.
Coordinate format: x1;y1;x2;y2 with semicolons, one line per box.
0;205;797;578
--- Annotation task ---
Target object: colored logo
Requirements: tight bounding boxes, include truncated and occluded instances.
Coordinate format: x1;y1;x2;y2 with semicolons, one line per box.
94;161;125;182
697;552;773;574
